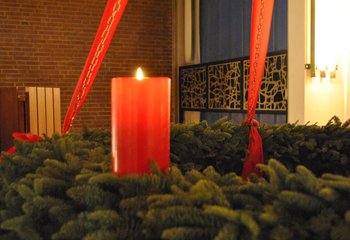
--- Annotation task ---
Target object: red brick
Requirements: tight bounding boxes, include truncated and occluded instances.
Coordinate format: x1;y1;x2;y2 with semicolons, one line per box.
0;0;173;131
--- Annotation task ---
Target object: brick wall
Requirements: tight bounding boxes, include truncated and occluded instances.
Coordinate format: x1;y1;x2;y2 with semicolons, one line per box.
0;0;174;132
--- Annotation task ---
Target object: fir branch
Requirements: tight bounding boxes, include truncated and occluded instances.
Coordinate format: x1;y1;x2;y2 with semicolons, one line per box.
278;190;324;213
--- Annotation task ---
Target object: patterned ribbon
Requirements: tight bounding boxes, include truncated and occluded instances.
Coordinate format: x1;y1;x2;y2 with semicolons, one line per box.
63;0;128;134
242;0;274;180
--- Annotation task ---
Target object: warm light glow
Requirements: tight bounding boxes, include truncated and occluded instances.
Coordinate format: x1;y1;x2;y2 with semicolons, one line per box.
303;0;350;125
136;67;144;81
314;1;336;72
314;0;350;78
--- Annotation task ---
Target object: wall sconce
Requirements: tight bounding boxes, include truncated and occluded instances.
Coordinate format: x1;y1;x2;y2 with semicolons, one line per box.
306;0;338;79
315;65;338;78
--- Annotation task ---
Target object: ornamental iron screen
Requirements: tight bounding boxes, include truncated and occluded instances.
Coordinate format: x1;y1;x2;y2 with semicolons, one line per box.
179;51;287;122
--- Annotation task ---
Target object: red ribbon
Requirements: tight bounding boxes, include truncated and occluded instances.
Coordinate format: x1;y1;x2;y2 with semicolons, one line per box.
63;0;128;134
241;119;264;179
0;133;43;160
242;0;274;180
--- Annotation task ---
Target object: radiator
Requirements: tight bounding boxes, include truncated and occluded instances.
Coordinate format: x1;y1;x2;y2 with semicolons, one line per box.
26;87;61;136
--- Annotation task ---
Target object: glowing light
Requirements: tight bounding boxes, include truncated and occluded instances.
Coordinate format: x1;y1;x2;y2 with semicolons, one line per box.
136;67;144;81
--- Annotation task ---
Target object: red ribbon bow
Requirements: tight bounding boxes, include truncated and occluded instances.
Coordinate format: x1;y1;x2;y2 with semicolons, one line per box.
0;133;42;160
241;119;264;180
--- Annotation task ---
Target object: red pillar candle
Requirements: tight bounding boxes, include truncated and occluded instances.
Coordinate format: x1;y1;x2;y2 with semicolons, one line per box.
111;69;171;175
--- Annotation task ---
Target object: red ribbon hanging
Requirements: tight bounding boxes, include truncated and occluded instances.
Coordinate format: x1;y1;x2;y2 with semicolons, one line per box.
242;0;274;180
63;0;128;134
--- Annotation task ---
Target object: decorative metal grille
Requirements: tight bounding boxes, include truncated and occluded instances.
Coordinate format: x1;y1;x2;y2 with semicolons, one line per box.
179;51;287;114
243;53;287;111
208;61;241;110
179;66;207;109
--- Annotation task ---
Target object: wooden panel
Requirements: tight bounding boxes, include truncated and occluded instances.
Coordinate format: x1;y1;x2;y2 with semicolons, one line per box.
53;88;61;134
37;87;46;135
25;93;30;132
0;88;19;151
45;88;54;137
26;87;38;135
17;98;26;133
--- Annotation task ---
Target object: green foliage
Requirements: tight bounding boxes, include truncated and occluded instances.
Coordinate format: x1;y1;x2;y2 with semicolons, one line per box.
0;130;112;239
0;121;350;239
170;118;248;174
171;116;350;176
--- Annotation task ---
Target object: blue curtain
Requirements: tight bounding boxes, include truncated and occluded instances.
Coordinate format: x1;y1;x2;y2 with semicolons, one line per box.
200;0;287;125
200;0;248;62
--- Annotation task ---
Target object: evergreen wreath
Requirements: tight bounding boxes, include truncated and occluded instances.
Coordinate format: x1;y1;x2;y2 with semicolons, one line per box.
0;117;349;239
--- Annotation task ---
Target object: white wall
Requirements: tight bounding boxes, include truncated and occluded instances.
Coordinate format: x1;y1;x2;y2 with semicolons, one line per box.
305;76;345;125
347;56;350;119
288;0;350;125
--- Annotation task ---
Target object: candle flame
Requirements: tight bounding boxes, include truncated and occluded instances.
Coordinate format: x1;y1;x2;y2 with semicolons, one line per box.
136;67;144;81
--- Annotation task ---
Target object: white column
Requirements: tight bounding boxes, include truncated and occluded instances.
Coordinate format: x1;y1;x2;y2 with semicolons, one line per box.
287;0;308;124
178;0;201;123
